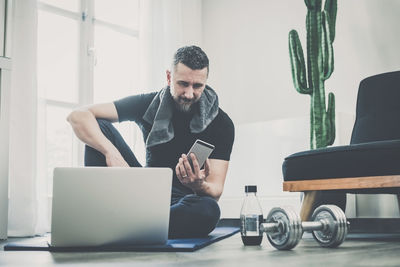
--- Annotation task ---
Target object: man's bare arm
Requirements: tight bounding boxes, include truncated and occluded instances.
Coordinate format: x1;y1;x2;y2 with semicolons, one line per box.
67;103;129;167
195;159;229;200
176;156;229;200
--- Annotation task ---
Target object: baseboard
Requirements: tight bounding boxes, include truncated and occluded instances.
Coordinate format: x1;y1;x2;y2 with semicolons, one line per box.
219;194;301;219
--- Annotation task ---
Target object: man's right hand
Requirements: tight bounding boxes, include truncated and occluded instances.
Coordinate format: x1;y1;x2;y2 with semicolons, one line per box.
105;151;129;167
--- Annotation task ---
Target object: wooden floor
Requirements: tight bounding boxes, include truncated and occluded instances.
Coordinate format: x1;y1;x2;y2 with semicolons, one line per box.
1;232;400;266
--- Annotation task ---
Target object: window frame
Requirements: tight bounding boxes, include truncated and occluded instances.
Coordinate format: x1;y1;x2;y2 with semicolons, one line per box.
37;0;141;192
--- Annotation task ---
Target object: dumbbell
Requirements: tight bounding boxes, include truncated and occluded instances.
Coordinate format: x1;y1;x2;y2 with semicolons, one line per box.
260;205;348;250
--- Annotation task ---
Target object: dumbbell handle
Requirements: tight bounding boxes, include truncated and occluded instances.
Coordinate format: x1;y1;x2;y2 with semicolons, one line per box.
260;222;281;233
301;220;327;232
260;219;328;233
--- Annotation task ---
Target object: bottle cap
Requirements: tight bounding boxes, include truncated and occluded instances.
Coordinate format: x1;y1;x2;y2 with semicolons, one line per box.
245;185;257;193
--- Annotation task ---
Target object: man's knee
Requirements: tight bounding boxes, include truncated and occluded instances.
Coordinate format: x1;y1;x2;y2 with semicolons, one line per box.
181;195;220;218
169;195;221;238
196;196;221;225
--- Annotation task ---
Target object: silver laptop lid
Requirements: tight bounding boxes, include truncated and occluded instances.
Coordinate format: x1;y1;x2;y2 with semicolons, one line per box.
51;167;172;247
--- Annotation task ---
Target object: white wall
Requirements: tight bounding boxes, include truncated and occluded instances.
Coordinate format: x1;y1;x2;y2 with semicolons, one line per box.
203;0;308;124
202;0;400;124
0;0;12;239
201;0;400;218
0;66;12;239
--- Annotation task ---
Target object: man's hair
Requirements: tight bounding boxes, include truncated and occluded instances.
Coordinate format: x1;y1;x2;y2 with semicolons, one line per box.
172;46;209;74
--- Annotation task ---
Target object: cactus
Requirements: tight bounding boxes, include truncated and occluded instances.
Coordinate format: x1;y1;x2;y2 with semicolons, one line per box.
289;0;337;149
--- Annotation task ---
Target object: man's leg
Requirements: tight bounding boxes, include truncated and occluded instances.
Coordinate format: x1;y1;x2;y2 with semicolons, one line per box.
84;119;142;167
168;194;221;238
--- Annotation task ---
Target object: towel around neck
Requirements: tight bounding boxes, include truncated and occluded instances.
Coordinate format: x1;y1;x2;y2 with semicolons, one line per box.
142;86;219;148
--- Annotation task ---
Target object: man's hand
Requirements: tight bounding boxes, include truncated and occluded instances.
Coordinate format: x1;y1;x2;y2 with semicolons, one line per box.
175;153;209;192
105;151;129;167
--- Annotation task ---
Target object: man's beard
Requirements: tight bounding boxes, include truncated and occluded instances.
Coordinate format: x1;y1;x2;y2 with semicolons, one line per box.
173;96;199;113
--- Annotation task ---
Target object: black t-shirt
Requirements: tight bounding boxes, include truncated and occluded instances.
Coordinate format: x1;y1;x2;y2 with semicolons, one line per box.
114;91;235;195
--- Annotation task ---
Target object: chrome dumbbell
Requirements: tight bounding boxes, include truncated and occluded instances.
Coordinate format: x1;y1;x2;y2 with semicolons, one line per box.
260;205;349;250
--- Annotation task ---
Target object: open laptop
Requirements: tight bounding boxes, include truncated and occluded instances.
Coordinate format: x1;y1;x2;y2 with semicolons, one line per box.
51;167;172;248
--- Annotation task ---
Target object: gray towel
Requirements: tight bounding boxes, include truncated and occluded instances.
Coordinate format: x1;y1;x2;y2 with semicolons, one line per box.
143;86;219;148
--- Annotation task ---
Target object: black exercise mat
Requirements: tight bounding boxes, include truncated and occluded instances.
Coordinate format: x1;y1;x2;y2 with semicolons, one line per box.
4;227;239;252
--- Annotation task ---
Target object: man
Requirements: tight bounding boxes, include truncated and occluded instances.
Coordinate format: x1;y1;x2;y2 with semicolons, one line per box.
67;46;235;238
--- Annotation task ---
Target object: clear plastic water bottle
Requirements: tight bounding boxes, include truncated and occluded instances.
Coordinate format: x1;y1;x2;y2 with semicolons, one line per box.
240;185;264;245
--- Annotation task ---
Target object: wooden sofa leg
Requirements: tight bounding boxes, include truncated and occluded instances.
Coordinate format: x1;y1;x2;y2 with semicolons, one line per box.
300;191;319;221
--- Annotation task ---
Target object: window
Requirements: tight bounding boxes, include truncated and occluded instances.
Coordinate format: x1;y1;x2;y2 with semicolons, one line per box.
37;0;144;195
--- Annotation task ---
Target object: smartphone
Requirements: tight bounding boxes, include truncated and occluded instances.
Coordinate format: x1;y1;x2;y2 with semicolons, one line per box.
187;139;215;170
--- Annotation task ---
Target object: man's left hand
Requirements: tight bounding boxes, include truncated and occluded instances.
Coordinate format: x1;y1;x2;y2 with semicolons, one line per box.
175;153;210;192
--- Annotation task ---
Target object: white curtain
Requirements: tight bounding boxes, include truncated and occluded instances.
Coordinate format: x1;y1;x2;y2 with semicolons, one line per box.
139;0;203;91
7;0;203;237
8;0;47;237
133;0;203;159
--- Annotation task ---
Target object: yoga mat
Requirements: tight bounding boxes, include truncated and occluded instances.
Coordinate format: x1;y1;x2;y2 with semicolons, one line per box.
4;227;239;252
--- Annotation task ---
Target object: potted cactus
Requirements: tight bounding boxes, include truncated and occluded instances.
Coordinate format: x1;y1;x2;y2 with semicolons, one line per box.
289;0;337;149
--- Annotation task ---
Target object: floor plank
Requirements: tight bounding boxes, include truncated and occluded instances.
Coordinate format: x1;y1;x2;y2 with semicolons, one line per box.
1;233;400;266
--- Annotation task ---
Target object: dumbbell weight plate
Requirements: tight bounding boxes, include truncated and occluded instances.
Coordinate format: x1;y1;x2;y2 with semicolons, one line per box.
311;205;348;248
265;207;302;250
326;205;348;247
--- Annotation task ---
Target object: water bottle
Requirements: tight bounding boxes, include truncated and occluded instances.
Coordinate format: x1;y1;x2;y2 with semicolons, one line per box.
240;185;264;245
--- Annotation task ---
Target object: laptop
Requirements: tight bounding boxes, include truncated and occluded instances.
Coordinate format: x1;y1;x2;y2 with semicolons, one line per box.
51;167;172;247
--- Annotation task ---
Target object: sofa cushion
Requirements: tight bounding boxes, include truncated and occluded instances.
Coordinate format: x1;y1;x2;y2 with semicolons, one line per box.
282;140;400;181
